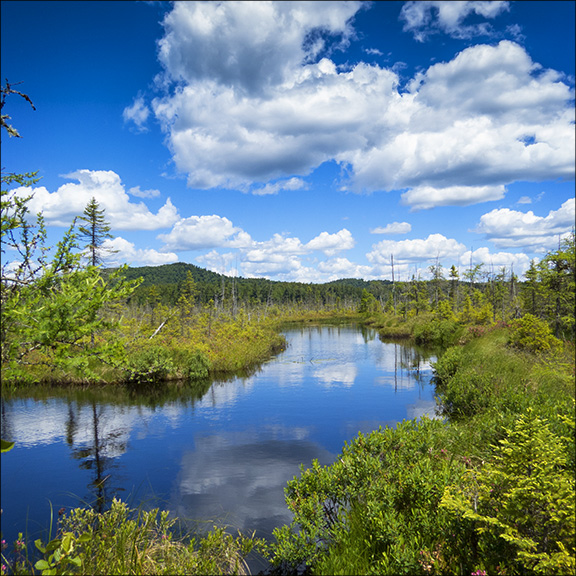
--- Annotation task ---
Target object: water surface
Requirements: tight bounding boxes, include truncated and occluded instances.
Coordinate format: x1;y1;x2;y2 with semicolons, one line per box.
1;324;438;562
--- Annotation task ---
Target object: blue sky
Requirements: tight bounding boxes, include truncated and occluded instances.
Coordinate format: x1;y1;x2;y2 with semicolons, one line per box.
2;0;574;282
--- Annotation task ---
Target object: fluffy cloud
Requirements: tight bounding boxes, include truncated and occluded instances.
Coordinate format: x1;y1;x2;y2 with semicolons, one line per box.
171;221;357;281
146;1;573;207
475;198;576;251
305;229;354;256
400;1;510;41
157;215;252;251
460;247;531;275
128;186;161;198
401;185;506;210
122;96;150;132
317;257;373;280
371;222;412;235
11;169;179;230
364;232;534;279
367;233;467;267
251;178;307;196
156;0;362;96
104;237;178;267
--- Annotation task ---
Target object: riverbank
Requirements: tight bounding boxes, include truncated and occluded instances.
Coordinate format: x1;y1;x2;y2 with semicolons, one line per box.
2;313;574;575
1;308;365;390
266;318;575;575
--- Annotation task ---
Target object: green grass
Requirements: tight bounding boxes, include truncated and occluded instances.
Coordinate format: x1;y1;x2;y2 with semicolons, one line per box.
2;498;263;576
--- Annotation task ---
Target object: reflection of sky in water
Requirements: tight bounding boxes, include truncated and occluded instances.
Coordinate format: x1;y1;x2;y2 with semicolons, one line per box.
1;325;438;559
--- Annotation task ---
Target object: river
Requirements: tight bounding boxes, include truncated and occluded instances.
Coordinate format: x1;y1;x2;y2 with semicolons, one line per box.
0;323;438;570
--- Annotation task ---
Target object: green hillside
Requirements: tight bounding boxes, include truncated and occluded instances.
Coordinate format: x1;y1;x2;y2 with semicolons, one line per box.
110;263;393;308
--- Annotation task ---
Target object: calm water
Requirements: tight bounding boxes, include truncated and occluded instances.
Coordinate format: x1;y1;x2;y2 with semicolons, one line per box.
1;324;438;568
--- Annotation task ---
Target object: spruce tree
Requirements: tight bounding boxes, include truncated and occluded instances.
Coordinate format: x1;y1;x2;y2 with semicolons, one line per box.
78;197;116;266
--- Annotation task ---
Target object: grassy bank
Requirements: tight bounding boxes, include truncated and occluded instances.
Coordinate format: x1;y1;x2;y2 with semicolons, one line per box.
266;317;575;575
1;307;364;390
2;312;574;575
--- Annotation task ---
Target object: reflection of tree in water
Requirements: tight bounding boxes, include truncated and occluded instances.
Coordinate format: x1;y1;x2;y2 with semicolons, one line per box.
394;342;437;391
66;400;127;514
62;381;213;514
0;397;15;444
359;324;377;343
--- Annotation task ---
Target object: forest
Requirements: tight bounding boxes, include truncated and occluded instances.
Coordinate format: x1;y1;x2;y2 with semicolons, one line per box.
1;81;575;575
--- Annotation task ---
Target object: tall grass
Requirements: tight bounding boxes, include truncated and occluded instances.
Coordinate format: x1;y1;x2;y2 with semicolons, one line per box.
2;499;262;576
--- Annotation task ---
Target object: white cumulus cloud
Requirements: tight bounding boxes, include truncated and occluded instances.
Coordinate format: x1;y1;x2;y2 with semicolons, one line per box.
143;1;573;207
401;185;507;211
11;169;179;230
158;214;252;251
367;233;467;267
306;229;354;256
128;186;161;199
475;198;576;251
123;95;150;132
400;1;510;41
105;237;178;267
251;177;308;196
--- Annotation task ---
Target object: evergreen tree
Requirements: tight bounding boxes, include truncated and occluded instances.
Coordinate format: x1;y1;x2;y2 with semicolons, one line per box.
78;197;117;266
447;264;460;313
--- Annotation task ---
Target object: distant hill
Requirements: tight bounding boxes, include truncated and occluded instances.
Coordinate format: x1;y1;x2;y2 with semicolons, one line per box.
117;262;224;287
108;262;393;307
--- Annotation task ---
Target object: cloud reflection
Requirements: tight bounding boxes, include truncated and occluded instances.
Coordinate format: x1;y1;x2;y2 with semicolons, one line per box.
170;427;334;539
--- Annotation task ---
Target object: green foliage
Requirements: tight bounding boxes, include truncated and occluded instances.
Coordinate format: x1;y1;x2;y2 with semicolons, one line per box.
34;532;89;575
167;346;210;381
431;345;464;383
508;313;563;356
269;418;465;575
1;189;142;384
433;331;539;423
126;344;175;385
358;288;380;315
413;317;462;347
78;197;117;267
22;498;259;575
520;232;576;340
441;409;575;575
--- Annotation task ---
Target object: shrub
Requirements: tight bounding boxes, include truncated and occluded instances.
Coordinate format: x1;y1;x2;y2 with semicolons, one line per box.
441;409;575;575
126;344;175;385
413;318;462;347
170;347;211;381
432;345;464;385
27;498;259;575
268;417;466;575
508;314;562;356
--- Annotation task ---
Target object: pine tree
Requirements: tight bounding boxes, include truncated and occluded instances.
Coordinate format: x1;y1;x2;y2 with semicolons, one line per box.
78;197;117;266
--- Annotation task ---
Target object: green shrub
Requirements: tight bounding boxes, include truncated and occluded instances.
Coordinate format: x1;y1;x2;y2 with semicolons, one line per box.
508;314;562;356
441;409;575;575
432;345;464;385
413;318;462;347
269;417;466;575
126;344;175;385
170;347;211;381
439;367;496;419
27;498;259;575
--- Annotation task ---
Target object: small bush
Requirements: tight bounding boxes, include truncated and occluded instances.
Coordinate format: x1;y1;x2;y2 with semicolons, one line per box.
432;345;464;385
126;344;175;385
177;348;210;381
441;409;575;575
413;318;462;347
508;314;563;356
26;498;260;575
269;417;466;575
